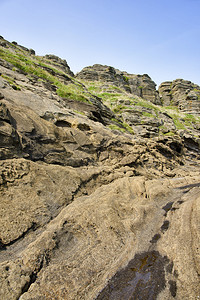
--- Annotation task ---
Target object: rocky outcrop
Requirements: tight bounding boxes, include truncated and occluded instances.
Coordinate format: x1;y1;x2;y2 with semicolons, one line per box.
0;37;200;300
44;54;74;76
159;79;200;115
76;64;161;104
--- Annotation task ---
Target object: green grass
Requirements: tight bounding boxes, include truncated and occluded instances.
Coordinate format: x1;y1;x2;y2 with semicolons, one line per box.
108;124;126;132
113;104;127;113
183;114;200;123
164;106;180;112
172;117;186;130
163;131;175;136
142;111;155;118
73;110;85;115
122;122;134;134
110;118;134;134
133;100;159;116
123;75;129;82
0;48;92;103
1;74;21;90
108;123;134;134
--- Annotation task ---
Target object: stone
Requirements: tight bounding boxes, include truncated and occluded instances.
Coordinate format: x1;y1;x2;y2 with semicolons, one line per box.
29;49;35;55
159;79;200;115
44;54;74;76
76;64;161;104
0;36;199;300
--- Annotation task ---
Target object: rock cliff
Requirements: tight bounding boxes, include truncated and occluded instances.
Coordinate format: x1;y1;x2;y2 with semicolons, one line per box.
159;79;200;115
0;36;200;300
76;64;161;104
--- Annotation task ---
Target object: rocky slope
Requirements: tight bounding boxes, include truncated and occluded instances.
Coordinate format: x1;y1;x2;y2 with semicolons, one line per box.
0;36;200;300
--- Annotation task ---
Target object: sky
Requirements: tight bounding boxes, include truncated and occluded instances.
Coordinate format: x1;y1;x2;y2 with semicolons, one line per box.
0;0;200;87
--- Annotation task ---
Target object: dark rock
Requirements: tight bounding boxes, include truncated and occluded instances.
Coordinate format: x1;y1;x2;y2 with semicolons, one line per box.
44;54;74;76
96;251;169;300
29;49;35;55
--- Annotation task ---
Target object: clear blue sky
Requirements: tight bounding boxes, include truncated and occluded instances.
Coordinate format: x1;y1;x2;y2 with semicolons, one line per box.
0;0;200;87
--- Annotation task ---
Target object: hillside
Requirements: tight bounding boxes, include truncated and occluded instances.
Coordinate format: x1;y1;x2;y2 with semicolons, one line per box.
0;36;200;300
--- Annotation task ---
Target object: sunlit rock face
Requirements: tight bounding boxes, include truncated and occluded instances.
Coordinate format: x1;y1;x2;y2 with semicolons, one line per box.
76;64;161;104
159;79;200;115
0;36;200;300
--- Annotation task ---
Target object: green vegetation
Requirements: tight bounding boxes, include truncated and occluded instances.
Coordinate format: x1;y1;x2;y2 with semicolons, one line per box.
168;113;186;130
73;110;85;115
164;106;180;112
110;85;124;92
162;109;200;131
163;131;175;136
1;74;21;90
123;75;129;82
108;123;134;134
133;99;159;115
173;119;186;130
183;114;200;123
56;83;89;103
1;45;199;138
108;124;126;133
110;118;134;134
113;104;127;113
122;122;134;134
96;92;122;100
181;114;200;128
142;111;155;118
0;48;91;103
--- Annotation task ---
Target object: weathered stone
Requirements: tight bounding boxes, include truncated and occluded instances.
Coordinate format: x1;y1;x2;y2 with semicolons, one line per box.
159;79;200;115
44;54;74;76
0;37;199;300
76;64;161;104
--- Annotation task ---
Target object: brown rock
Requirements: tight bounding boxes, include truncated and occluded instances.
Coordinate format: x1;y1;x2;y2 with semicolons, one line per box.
159;79;200;114
0;37;200;300
76;65;161;104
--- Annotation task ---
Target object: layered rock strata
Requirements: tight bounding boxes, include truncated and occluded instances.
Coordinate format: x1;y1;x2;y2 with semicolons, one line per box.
0;36;200;300
159;79;200;115
76;64;161;104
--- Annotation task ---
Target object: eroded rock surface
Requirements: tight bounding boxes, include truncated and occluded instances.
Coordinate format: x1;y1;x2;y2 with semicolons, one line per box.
76;64;160;104
0;36;200;300
159;79;200;115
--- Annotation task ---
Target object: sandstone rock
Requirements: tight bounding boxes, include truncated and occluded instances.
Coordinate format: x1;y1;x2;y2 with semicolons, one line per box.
1;175;199;300
0;37;200;300
76;64;161;104
159;79;200;115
